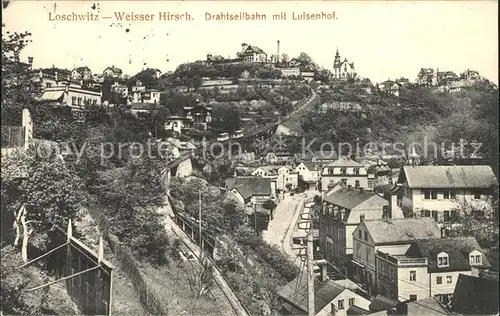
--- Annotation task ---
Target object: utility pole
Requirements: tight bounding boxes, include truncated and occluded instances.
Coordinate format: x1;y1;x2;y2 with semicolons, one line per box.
198;191;203;259
306;203;315;316
299;202;316;316
253;202;257;236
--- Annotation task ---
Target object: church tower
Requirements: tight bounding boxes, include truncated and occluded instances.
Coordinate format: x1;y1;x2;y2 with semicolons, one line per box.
334;48;341;66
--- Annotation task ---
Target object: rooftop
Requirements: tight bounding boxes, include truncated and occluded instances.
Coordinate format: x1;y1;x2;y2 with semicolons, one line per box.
451;274;499;315
406;237;490;272
323;187;387;210
226;177;272;200
325;157;363;168
279;275;348;315
363;218;441;244
398;165;496;189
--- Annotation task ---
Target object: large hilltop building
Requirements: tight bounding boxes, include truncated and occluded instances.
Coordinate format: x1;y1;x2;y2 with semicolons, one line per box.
333;48;356;80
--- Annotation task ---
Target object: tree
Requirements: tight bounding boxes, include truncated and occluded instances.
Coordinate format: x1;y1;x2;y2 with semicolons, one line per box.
222;198;246;231
2;146;85;262
280;53;289;64
1;25;42;128
1;26;41;111
211;104;241;133
296;52;318;71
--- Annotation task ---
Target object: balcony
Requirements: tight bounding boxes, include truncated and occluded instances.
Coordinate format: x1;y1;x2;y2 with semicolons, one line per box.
377;251;427;266
396;258;427;266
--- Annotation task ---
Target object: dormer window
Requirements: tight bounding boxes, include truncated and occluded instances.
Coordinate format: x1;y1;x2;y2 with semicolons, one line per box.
469;250;482;265
437;252;449;267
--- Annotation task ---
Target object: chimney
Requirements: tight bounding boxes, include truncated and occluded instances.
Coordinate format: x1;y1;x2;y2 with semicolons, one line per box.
276;40;280;64
55;70;58;82
320;263;328;282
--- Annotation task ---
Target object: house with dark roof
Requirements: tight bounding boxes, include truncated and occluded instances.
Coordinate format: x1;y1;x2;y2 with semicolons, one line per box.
460;69;481;80
375;236;490;305
226;177;275;205
295;161;320;189
129;81;160;104
318;187;398;277
278;265;371;316
205;53;226;64
40;82;102;107
415;68;438;86
352;218;441;295
259;147;292;164
321;157;370;193
396;165;497;232
378;80;402;96
71;66;92;81
451;274;499;315
184;101;212;130
250;166;279;178
164;115;193;135
237;43;267;63
312;150;338;164
368;296;451;315
103;65;123;78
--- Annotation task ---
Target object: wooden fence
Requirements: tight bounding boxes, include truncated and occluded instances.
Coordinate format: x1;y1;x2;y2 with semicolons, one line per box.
86;206;169;315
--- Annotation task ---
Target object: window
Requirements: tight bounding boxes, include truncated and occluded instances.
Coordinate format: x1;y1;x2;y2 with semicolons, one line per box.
474;191;481;199
451;210;459;222
446;276;452;284
338;299;345;310
349;298;355;306
360;214;365;222
364;231;368;241
77;97;82;106
409;295;417;301
444;211;450;222
358;230;362;238
341;168;347;175
409;270;416;282
431;191;438;199
451;190;457;199
342;179;347;185
72;96;77;105
45;82;52;88
437;253;449;267
443;190;450;199
354;168;360;175
355;180;360;188
421;210;431;217
424;190;431;199
436;276;443;284
432;211;438;222
368;180;374;188
365;249;370;261
475;255;481;264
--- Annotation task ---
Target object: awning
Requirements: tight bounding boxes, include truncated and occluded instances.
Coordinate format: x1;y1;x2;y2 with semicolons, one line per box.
41;91;64;101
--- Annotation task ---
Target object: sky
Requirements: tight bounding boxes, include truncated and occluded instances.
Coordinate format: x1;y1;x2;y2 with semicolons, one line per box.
2;1;498;84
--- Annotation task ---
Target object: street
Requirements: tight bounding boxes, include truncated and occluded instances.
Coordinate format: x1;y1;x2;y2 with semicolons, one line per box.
262;191;317;266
